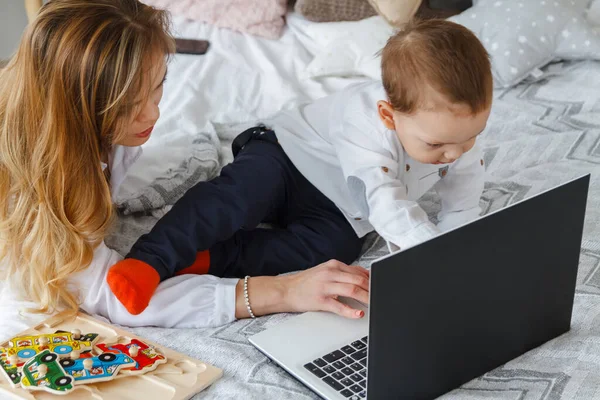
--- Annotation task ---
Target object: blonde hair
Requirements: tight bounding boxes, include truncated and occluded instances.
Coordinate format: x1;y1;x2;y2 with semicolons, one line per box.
0;0;174;314
381;19;493;115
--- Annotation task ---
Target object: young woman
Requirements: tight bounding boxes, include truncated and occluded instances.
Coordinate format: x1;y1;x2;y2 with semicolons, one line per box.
0;0;369;337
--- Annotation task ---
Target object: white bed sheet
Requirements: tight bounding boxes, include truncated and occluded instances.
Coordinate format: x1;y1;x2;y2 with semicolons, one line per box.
119;13;371;199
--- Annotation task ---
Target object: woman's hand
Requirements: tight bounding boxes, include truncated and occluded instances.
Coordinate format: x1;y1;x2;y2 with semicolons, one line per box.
282;260;370;319
235;260;370;320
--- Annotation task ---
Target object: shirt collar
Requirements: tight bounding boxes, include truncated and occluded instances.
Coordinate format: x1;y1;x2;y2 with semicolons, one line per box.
103;145;143;202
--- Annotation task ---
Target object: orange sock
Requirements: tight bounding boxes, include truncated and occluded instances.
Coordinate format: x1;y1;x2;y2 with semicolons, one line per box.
175;250;210;276
107;259;160;315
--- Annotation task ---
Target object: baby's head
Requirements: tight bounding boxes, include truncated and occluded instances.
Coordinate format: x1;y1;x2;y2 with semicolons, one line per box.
378;19;492;164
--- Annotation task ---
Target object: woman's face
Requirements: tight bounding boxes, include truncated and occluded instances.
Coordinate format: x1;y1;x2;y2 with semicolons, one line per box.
117;55;167;147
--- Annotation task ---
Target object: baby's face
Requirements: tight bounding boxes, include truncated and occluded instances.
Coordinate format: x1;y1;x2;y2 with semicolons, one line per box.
380;101;490;165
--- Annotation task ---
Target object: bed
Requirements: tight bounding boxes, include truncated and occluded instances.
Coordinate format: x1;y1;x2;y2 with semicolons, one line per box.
101;12;600;398
6;7;600;399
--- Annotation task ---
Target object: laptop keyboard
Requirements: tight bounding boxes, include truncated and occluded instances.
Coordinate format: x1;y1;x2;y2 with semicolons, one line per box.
303;336;368;399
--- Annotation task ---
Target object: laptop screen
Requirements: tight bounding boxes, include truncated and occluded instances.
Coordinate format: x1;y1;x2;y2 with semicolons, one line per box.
367;175;589;400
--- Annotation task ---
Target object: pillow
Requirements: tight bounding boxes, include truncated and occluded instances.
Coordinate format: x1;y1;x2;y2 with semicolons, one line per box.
303;16;396;80
294;0;377;22
140;0;287;39
588;0;600;24
367;0;422;26
449;0;600;88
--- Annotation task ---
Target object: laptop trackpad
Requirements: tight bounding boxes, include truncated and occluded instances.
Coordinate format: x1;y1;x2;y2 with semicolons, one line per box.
339;296;369;311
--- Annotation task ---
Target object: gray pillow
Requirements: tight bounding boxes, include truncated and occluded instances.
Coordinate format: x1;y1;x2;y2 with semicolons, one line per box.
449;0;600;87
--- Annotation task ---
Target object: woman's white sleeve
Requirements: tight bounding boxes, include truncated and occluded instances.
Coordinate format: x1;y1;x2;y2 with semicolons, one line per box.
71;242;239;328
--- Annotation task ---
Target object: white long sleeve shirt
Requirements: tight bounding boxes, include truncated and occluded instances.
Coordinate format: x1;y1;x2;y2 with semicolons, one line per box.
269;81;485;251
0;145;238;340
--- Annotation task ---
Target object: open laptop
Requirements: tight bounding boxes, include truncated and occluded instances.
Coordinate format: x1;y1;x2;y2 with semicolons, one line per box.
249;175;589;400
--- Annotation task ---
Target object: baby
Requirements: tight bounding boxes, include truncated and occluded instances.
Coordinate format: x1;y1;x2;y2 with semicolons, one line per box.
108;19;492;315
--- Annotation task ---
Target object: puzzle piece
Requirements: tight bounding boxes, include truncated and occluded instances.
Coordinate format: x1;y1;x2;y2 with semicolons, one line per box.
96;338;167;375
58;352;136;384
20;349;74;395
0;348;22;386
4;330;99;364
55;330;100;343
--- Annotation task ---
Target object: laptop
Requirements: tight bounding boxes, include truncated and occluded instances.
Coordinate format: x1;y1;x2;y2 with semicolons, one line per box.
249;175;589;400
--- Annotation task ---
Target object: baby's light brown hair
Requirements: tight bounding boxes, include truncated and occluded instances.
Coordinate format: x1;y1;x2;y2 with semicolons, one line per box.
381;19;492;115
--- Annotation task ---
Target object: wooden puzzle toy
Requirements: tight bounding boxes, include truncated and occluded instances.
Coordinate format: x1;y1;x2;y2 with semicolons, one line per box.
59;351;136;384
2;329;99;364
0;311;223;399
96;338;167;374
19;349;74;395
0;351;21;385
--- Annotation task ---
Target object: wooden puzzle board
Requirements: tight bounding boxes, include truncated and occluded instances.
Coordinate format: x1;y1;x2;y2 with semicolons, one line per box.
0;311;223;399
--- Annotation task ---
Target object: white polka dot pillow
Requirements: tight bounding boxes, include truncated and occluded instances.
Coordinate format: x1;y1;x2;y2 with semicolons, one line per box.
449;0;600;88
